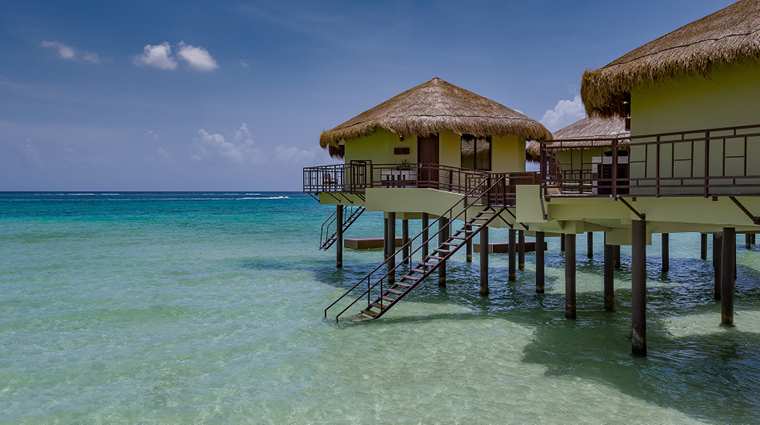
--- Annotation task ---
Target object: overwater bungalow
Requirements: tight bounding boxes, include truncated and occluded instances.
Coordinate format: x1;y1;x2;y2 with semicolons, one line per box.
522;0;760;354
305;77;549;320
305;0;760;356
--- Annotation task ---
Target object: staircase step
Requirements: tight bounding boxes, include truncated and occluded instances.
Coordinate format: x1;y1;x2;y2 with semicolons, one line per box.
411;268;428;274
434;248;450;253
421;262;438;268
441;242;460;247
386;288;405;295
382;295;396;302
400;275;419;282
371;302;389;310
361;309;378;317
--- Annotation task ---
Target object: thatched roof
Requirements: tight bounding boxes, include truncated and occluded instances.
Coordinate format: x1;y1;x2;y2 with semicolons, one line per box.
526;116;629;161
582;0;760;117
320;77;551;156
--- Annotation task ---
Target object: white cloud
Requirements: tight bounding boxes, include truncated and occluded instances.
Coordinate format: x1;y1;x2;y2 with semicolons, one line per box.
191;124;262;164
239;60;249;68
274;145;320;164
540;95;586;132
146;130;159;141
178;42;218;71
133;42;177;70
41;41;101;63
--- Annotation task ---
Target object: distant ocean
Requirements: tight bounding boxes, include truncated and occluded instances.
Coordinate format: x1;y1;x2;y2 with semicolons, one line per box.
2;192;760;423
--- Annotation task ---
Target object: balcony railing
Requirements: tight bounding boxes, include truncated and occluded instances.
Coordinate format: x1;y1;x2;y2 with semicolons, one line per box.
303;161;538;207
539;124;760;198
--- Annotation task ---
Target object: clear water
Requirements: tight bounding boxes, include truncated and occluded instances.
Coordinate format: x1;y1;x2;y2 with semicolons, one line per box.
2;192;759;423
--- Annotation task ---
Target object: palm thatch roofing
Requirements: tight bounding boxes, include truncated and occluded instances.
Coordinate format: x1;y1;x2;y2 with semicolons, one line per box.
526;116;629;161
581;0;760;117
320;77;551;157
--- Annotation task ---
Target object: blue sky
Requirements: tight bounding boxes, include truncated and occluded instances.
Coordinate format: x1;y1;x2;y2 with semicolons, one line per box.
0;0;736;191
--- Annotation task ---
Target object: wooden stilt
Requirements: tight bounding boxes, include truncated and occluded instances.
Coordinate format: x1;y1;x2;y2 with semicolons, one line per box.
402;219;410;265
604;233;614;311
565;234;576;319
722;227;735;326
383;217;389;260
700;233;708;260
536;231;545;293
631;217;647;356
713;233;722;300
662;233;669;273
561;235;566;252
746;233;752;250
336;205;343;268
509;228;517;281
421;213;429;261
466;224;473;263
480;225;489;295
438;216;448;286
388;213;396;284
614;244;621;269
518;230;525;270
587;232;593;258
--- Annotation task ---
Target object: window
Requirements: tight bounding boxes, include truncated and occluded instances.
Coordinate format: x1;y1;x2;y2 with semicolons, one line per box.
461;135;491;171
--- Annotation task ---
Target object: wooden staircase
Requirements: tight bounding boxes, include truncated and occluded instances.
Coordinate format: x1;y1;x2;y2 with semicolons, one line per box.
319;206;365;250
325;176;510;322
359;207;504;319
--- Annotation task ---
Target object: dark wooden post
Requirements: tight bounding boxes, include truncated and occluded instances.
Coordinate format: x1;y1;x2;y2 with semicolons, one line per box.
438;216;449;286
662;233;669;273
587;232;594;258
536;231;545;293
388;212;396;284
722;227;735;326
614;245;621;269
713;233;722;300
518;230;525;270
565;233;576;319
336;205;343;268
384;217;389;260
746;233;752;250
466;224;473;263
700;233;708;260
402;219;410;265
480;225;489;295
604;233;614;311
421;213;429;261
509;228;517;281
631;217;647;356
561;235;566;252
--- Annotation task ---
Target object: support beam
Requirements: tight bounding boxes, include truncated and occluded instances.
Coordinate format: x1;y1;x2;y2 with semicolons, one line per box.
701;233;708;260
722;227;735;326
421;213;429;261
614;245;621;269
604;233;614;311
631;217;647;356
560;235;566;252
466;224;473;263
587;232;594;259
336;205;343;268
480;226;489;295
747;233;752;250
565;234;576;319
438;216;449;286
509;228;517;281
387;213;396;284
402;219;410;266
713;233;722;300
662;233;669;273
536;232;545;293
518;230;525;270
383;217;389;260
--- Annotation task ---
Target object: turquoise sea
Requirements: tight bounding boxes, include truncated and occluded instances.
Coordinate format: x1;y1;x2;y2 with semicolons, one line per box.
2;192;760;423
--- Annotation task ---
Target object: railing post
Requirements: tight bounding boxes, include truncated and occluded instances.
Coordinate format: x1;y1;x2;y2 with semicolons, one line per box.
612;138;618;197
540;143;546;198
704;131;710;197
656;135;661;197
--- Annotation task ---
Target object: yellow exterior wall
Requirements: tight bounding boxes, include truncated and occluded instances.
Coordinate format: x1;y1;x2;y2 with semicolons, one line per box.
629;60;760;194
344;127;417;165
491;135;526;173
439;130;460;168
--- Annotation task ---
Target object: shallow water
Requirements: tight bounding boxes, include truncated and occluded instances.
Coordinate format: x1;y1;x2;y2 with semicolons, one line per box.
1;192;759;423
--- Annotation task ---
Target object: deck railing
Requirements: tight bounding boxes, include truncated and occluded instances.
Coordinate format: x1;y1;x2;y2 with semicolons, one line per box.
303;161;538;207
539;123;760;198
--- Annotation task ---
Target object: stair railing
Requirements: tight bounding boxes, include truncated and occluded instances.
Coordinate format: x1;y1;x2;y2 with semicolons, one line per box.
319;206;339;249
325;175;508;322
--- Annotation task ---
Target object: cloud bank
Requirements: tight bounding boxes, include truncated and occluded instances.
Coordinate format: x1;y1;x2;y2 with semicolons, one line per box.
178;42;218;71
191;124;262;164
133;42;178;70
540;95;586;132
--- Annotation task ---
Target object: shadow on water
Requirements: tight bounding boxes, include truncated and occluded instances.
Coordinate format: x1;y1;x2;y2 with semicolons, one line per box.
315;243;760;423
